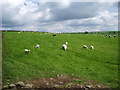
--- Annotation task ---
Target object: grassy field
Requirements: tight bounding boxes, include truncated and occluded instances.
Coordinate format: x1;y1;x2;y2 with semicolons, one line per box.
2;31;119;88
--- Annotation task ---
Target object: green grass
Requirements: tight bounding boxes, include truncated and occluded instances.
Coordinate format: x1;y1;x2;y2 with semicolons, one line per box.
2;31;119;88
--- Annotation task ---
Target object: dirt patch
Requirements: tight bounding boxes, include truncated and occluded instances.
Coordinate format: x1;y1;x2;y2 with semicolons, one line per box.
2;75;109;89
23;75;108;88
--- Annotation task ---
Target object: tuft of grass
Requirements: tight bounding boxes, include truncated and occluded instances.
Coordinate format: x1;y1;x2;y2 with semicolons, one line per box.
73;79;84;84
2;31;119;88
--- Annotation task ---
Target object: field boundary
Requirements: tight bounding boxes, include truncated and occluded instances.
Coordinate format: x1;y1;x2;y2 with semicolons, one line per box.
0;31;2;89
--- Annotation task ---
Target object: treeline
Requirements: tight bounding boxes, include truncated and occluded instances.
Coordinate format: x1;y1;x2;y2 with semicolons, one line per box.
89;31;120;34
1;30;120;34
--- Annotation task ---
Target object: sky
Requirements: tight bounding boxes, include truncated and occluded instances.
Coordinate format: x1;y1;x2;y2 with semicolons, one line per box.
0;0;119;32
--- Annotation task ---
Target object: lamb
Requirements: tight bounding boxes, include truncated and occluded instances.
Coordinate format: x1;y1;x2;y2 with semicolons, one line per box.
35;44;40;48
90;46;94;50
65;42;68;46
83;45;88;49
62;44;67;50
24;49;30;53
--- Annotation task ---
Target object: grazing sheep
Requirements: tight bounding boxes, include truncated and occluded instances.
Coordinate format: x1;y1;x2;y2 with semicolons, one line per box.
90;46;94;50
18;32;20;34
35;44;40;48
114;35;117;38
105;34;108;36
24;49;30;53
83;45;88;49
53;34;56;36
108;35;111;38
62;44;67;50
65;42;68;46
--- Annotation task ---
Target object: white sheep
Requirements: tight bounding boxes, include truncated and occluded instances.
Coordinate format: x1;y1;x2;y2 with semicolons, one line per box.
114;35;116;38
18;32;20;34
108;35;111;38
83;45;88;49
65;42;68;46
90;46;94;50
24;49;30;53
35;44;40;48
62;44;67;50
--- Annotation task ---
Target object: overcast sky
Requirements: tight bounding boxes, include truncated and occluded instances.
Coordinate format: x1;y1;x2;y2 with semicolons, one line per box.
0;0;118;32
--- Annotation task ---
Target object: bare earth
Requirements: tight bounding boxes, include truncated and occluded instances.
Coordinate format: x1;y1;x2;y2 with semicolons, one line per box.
23;75;108;88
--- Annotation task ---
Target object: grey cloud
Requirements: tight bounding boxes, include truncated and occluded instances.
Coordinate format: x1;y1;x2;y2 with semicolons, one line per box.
44;2;113;21
1;0;118;32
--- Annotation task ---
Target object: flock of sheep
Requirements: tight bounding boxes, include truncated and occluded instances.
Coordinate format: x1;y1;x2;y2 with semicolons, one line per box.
103;34;117;38
22;32;117;54
24;44;40;53
24;42;94;54
83;45;94;49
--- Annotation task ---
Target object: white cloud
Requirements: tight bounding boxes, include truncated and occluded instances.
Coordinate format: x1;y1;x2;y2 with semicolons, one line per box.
38;0;119;2
1;0;118;32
